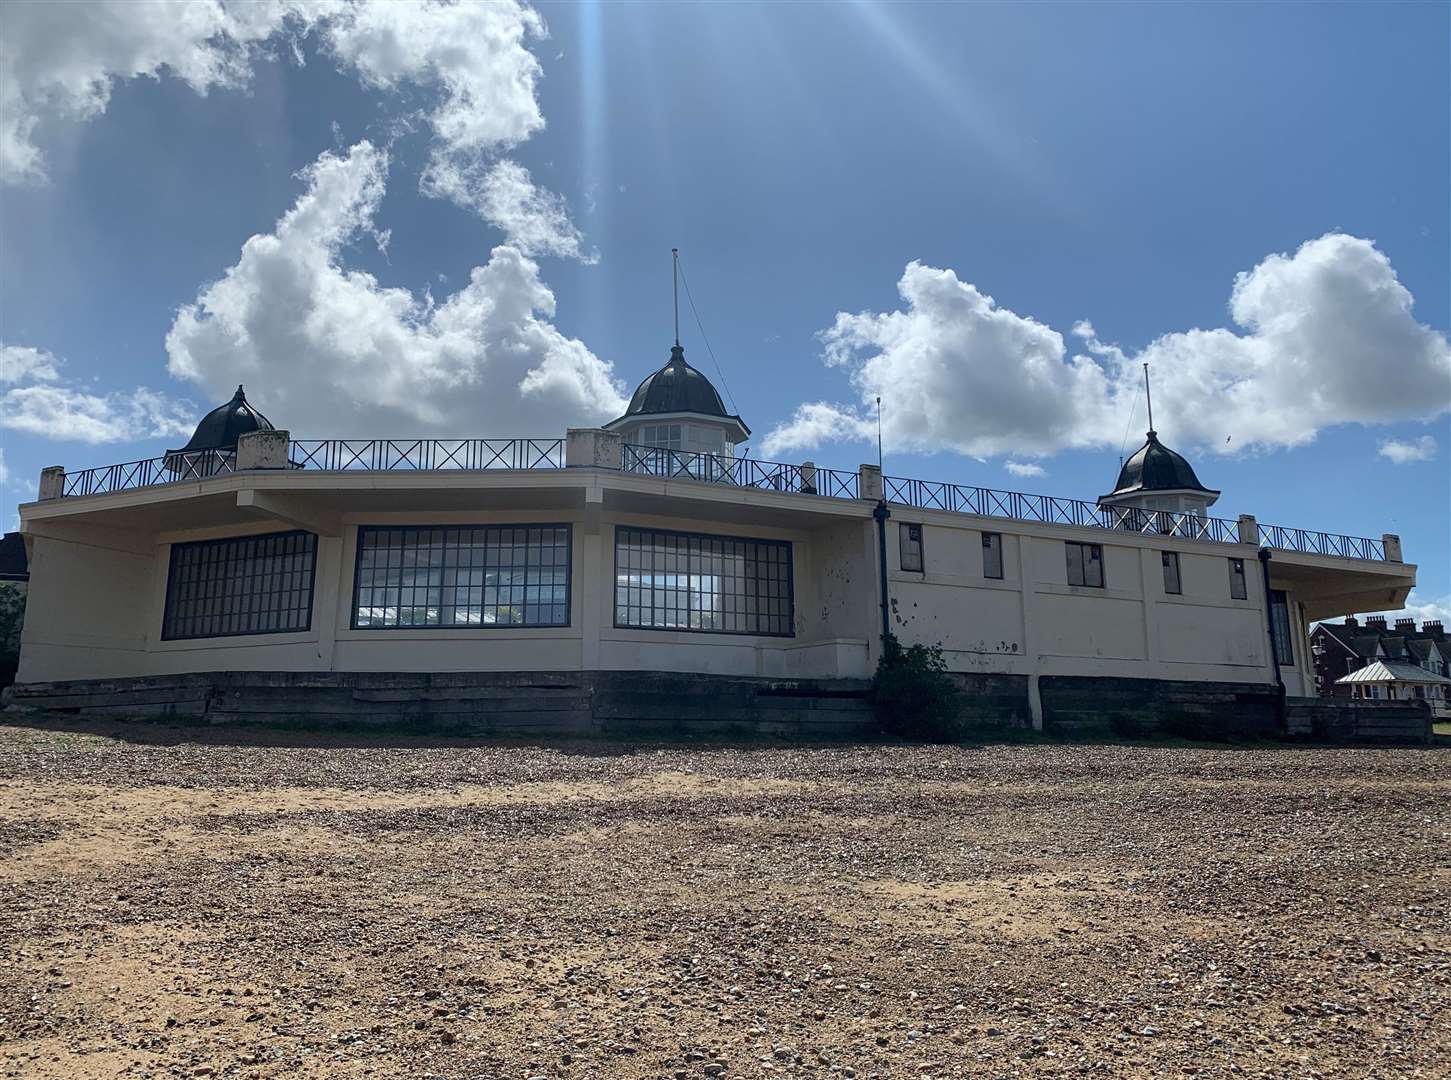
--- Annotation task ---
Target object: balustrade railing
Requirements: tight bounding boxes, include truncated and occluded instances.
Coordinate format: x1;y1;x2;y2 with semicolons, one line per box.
288;438;564;471
62;449;235;497
621;444;860;498
1258;524;1384;561
50;436;1389;562
883;475;1242;542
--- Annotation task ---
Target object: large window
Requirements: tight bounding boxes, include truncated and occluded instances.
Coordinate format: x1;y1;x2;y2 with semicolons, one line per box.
163;530;316;640
1269;589;1295;664
353;525;570;629
899;523;924;572
615;527;792;636
1065;541;1104;588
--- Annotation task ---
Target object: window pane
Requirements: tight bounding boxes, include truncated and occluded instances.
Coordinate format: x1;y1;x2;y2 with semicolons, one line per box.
163;531;316;640
1270;589;1294;664
1065;542;1084;586
615;527;792;637
982;533;1003;579
899;523;923;572
1085;545;1104;588
1229;558;1248;600
1162;551;1182;594
352;525;570;629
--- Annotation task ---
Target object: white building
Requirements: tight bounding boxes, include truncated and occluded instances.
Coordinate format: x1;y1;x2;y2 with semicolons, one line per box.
13;345;1419;734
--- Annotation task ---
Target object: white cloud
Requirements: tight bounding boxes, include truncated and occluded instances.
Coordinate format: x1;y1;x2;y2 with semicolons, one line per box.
0;342;195;443
1004;461;1045;478
0;0;332;185
423;158;594;262
764;234;1451;462
2;381;195;444
165;141;625;436
0;344;61;384
1377;435;1437;464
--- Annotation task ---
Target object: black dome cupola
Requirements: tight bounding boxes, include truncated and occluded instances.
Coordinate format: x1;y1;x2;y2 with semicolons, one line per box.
172;385;275;454
1106;429;1216;499
623;345;730;421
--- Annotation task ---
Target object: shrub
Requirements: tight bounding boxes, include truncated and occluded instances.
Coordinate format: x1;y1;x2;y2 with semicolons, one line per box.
872;634;960;740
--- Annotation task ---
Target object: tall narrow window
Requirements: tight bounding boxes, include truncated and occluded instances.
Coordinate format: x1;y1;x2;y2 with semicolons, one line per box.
353;525;570;628
899;523;924;572
1065;541;1104;588
981;532;1003;579
1269;588;1294;664
1228;557;1248;600
163;530;317;640
615;527;792;636
1161;551;1182;595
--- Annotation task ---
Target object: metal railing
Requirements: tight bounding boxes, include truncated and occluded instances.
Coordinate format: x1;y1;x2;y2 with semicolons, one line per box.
621;444;860;498
883;475;1242;542
288;438;565;472
50;436;1389;563
62;450;235;497
1259;524;1384;561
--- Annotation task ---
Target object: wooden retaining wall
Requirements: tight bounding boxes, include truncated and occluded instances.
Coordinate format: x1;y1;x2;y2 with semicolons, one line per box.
6;670;879;739
1285;697;1433;745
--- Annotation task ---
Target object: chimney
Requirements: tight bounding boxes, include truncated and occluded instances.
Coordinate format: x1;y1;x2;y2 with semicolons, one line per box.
1424;620;1444;636
1343;616;1359;628
1365;616;1387;631
1395;618;1416;633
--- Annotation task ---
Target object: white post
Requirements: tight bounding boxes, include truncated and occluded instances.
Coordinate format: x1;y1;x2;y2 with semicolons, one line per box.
566;428;623;470
1236;514;1259;546
39;466;66;501
236;430;290;470
858;463;883;502
800;460;817;495
1382;533;1402;563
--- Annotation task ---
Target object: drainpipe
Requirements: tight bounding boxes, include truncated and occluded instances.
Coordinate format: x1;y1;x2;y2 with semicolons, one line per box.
1258;547;1287;726
873;499;892;648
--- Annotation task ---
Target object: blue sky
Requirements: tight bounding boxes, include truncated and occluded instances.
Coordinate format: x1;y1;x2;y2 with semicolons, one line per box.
1;0;1447;617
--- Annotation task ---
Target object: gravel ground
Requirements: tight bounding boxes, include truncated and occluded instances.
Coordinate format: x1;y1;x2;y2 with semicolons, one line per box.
0;721;1447;1080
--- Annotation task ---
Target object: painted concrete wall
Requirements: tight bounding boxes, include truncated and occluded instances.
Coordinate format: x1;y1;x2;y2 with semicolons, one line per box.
16;470;1406;701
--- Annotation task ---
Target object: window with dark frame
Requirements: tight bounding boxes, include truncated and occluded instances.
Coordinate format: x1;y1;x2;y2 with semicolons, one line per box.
899;523;924;572
162;530;316;640
1269;589;1294;665
1228;557;1248;599
982;532;1003;579
352;525;570;629
1065;541;1104;588
615;527;792;636
1161;551;1182;595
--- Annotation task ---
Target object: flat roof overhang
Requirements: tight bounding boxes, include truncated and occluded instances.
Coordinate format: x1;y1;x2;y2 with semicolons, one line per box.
18;467;873;541
1267;550;1416;621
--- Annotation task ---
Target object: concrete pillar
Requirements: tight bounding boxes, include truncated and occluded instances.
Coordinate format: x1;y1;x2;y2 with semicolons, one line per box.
1382;533;1402;563
800;461;817;495
858;463;883;501
1236;514;1259;546
566;428;623;470
236;429;290;470
39;466;66;501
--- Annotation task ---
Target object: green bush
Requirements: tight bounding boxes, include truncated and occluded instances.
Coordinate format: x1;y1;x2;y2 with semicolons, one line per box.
872;634;960;740
0;584;24;687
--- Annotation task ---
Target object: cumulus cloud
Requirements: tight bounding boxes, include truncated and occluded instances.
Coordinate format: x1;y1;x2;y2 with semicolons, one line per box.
165;141;625;436
764;234;1451;462
423;159;595;262
1004;461;1046;478
1377;435;1437;464
0;345;195;444
0;0;330;184
1;344;62;384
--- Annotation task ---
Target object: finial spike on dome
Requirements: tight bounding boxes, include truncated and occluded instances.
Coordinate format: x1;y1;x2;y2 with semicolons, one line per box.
1142;362;1154;434
672;248;680;348
234;384;245;399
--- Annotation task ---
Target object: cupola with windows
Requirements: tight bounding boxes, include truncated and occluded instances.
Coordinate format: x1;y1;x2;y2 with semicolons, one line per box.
604;343;750;457
1099;429;1220;516
604;249;749;459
